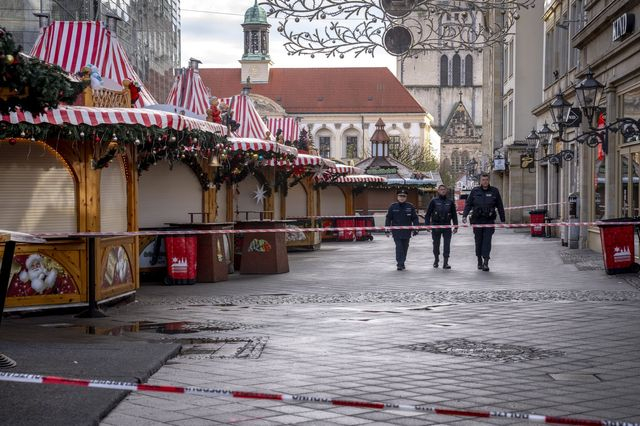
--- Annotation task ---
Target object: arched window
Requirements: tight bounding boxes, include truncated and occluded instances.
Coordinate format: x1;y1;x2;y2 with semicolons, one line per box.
440;55;449;86
465;54;473;86
452;54;461;86
450;151;460;172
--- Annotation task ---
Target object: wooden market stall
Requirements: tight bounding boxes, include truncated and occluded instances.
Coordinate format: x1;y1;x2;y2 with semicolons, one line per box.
0;105;227;309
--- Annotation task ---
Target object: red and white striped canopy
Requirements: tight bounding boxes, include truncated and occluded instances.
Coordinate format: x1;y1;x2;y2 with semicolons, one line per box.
1;106;227;134
30;21;156;107
219;95;270;140
166;67;210;117
228;137;297;156
267;153;336;168
267;117;299;142
328;164;365;175
331;175;387;183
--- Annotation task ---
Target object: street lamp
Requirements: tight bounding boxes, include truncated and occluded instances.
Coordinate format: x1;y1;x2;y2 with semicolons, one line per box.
524;127;574;166
536;68;640;147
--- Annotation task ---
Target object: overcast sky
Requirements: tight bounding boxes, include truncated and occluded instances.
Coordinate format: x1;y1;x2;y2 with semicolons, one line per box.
180;0;397;74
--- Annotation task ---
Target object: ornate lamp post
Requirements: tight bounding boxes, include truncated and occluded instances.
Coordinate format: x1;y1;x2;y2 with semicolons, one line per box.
524;127;574;166
535;68;640;146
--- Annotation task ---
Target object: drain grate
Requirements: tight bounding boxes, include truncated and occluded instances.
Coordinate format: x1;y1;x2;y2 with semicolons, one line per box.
402;338;565;363
174;337;268;359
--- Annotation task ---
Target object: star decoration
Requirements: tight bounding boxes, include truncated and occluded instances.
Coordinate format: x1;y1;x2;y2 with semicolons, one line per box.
253;184;267;205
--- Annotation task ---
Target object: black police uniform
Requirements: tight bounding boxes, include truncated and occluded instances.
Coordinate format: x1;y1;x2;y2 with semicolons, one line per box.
462;185;505;271
425;193;458;268
385;199;419;270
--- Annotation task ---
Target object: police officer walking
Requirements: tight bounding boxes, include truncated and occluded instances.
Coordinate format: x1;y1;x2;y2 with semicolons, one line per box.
385;189;419;271
462;173;505;272
425;185;458;269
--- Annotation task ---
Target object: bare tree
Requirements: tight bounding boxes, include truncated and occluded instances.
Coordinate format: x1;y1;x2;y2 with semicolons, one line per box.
389;137;439;172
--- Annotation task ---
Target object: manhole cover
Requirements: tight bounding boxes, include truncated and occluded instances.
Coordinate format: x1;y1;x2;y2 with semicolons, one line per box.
402;338;565;362
549;373;601;382
175;337;268;359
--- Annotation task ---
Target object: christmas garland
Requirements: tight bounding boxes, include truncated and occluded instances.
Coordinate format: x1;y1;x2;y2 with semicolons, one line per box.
0;27;87;115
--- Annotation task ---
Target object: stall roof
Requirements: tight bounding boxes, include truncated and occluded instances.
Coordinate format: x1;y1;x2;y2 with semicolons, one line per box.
332;175;387;183
386;178;438;187
267;117;299;141
166;67;211;117
219;95;271;140
267;153;335;168
1;106;227;134
227;137;297;156
30;21;156;107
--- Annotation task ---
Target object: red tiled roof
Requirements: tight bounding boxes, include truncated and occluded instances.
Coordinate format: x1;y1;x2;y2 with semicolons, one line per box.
198;68;425;114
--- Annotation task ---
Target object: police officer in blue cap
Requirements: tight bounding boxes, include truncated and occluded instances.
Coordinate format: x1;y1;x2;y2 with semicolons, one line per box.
385;189;419;270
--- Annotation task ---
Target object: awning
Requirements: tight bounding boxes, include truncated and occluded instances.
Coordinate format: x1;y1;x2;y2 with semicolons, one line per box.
1;106;228;134
267;117;300;141
219;95;271;140
166;67;211;117
228;137;298;156
386;178;438;186
332;175;387;183
266;153;336;168
30;21;157;107
328;164;365;175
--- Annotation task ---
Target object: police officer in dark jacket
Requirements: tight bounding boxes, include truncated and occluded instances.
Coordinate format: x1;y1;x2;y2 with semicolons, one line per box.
385;189;419;270
462;173;505;271
425;185;459;269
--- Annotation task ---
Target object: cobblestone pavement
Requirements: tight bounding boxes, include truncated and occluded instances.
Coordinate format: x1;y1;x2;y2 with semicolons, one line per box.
99;230;640;425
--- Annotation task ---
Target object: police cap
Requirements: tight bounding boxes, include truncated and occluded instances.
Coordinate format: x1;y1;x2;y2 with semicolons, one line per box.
396;189;408;195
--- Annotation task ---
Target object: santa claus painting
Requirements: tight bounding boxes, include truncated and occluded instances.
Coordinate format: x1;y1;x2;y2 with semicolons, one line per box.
7;253;78;297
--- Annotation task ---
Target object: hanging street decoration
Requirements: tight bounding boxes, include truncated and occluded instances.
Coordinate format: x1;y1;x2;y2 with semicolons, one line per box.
0;27;86;114
261;0;536;57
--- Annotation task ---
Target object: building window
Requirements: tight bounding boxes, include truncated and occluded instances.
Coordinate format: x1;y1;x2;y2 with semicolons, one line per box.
440;55;449;86
569;0;583;69
452;54;461;86
502;103;508;138
503;43;509;81
508;39;514;78
464;54;473;86
508;99;513;137
319;136;331;158
389;135;401;157
346;136;358;158
544;27;555;86
558;10;569;76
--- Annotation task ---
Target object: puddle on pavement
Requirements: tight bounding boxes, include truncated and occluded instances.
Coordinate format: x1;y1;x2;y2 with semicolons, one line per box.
38;320;251;336
408;304;456;311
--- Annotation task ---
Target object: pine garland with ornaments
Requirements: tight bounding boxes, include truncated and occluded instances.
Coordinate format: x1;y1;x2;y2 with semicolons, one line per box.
0;27;86;114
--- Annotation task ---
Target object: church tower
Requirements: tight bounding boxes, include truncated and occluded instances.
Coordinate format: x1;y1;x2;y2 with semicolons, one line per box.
397;10;484;183
239;0;272;84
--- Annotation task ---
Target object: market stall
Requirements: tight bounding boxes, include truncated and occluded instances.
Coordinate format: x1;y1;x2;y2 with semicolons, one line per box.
315;174;386;242
0;105;227;307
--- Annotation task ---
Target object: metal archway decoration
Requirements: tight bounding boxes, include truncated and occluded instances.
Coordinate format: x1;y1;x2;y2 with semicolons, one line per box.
262;0;536;57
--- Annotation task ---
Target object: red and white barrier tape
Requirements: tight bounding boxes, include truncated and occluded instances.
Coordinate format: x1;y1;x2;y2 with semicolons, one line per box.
504;202;564;211
20;220;640;239
0;372;635;426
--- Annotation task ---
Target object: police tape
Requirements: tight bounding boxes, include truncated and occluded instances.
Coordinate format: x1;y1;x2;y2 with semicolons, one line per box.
0;372;636;426
22;220;640;239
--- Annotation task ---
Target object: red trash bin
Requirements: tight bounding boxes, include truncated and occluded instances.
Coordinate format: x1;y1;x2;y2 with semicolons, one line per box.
355;216;374;241
597;218;639;275
164;235;198;285
336;218;355;241
528;209;547;237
